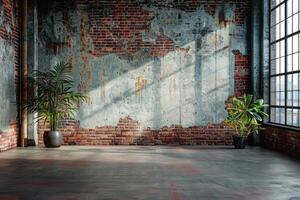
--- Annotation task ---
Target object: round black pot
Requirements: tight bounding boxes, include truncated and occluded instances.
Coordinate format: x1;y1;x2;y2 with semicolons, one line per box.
232;135;246;149
43;131;63;148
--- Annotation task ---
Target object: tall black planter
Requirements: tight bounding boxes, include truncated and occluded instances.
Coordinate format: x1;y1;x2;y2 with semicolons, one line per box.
232;135;246;149
43;131;63;148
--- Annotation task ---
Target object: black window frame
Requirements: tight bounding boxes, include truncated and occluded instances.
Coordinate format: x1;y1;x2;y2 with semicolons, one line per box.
269;0;300;128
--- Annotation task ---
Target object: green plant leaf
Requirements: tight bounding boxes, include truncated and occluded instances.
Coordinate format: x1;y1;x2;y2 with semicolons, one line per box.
24;62;88;131
225;94;269;137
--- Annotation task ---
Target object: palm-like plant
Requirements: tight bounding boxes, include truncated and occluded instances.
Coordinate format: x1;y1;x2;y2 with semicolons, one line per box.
225;94;268;137
26;62;87;131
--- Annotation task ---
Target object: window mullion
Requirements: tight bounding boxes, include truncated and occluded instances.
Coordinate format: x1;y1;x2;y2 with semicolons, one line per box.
284;0;287;125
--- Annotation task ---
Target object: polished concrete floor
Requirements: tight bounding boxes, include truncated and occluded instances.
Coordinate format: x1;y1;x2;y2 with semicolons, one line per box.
0;146;299;200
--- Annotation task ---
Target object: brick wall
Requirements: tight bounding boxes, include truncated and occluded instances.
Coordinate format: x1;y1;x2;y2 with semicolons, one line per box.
262;126;300;157
39;116;234;146
38;50;251;146
0;0;20;65
0;122;19;152
37;0;251;146
0;0;20;152
233;50;251;97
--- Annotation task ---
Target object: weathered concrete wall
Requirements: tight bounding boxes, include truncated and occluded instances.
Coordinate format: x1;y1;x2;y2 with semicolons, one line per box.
0;0;20;151
37;0;251;144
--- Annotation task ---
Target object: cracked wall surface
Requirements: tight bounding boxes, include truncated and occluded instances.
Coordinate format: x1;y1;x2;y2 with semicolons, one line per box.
0;0;19;151
0;0;18;131
37;0;251;130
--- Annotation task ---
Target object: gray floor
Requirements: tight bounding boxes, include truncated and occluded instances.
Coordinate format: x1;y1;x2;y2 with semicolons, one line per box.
0;146;299;200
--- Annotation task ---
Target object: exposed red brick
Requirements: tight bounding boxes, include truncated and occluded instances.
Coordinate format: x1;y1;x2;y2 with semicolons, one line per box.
36;0;251;147
72;0;251;58
0;26;9;40
262;126;300;157
232;50;251;96
38;116;234;146
74;0;184;58
0;121;19;152
204;0;251;25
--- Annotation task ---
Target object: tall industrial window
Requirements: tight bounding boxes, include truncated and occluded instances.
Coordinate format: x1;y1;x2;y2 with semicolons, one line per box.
270;0;300;127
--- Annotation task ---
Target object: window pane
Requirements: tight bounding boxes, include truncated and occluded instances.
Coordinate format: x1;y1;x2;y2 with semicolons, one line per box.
288;108;300;126
274;92;286;106
271;93;276;105
293;91;299;106
271;59;277;75
293;53;299;71
271;77;276;92
281;21;285;38
287;74;293;90
270;108;276;122
287;17;293;35
279;108;285;124
293;109;299;126
293;0;299;15
271;107;285;124
293;14;299;33
280;57;285;73
271;76;285;92
288;55;293;71
287;91;293;106
293;73;299;90
271;27;275;42
281;4;285;21
287;108;293;125
287;0;293;17
293;34;299;53
280;40;285;57
276;24;280;40
277;58;281;74
270;42;281;59
277;42;281;58
275;8;280;24
287;73;300;106
269;0;300;127
276;107;280;123
287;36;293;55
271;58;284;75
280;75;285;91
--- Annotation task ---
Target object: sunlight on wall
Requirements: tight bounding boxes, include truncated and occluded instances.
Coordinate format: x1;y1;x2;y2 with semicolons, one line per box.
37;3;247;129
79;25;232;129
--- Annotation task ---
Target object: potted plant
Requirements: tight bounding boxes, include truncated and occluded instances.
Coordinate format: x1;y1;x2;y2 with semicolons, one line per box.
225;94;268;149
25;62;87;147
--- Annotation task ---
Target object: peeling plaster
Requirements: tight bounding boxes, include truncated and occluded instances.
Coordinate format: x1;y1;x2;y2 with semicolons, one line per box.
37;1;249;129
0;2;17;131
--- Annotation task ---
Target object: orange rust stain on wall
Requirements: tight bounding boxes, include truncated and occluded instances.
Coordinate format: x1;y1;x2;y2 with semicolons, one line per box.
100;66;106;99
67;34;75;73
68;56;75;73
78;10;93;95
46;42;68;55
169;78;177;97
80;17;90;52
135;76;148;96
79;54;92;93
46;33;73;55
